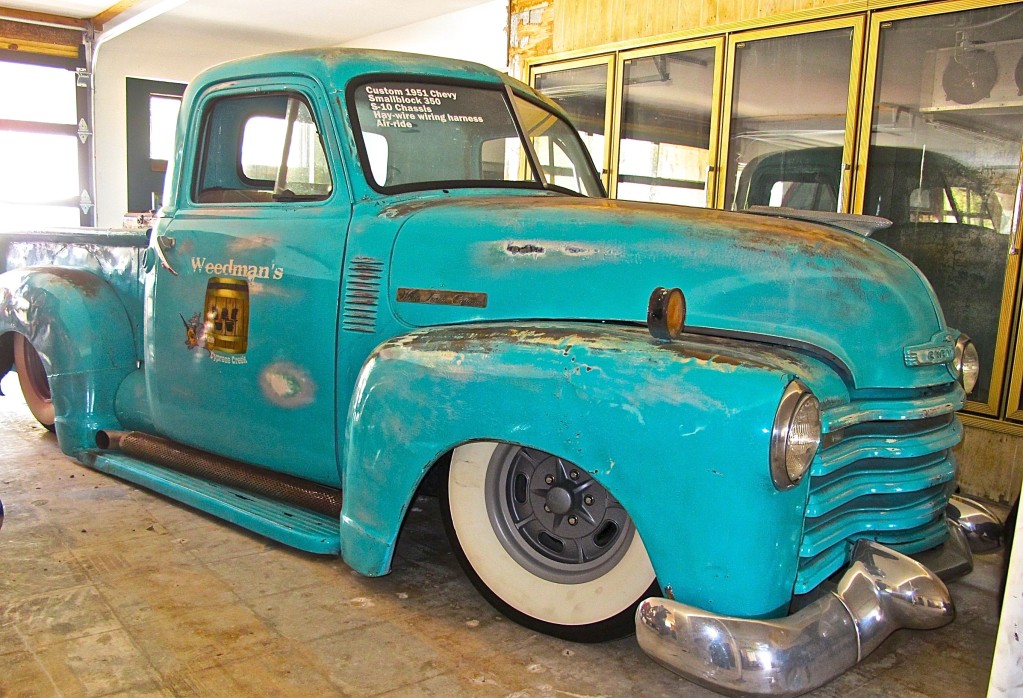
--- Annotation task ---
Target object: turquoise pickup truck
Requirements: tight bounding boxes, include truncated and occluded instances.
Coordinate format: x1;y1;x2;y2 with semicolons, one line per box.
0;49;1001;696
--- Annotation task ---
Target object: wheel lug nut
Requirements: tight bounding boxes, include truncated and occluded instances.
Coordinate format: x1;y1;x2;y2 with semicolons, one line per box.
568;516;578;525
584;495;594;505
544;505;551;512
545;475;554;485
570;470;579;480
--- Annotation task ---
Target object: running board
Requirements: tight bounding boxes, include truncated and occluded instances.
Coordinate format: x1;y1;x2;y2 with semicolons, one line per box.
82;451;341;554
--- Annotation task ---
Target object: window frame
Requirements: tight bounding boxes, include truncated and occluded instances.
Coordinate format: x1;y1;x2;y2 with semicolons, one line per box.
187;83;337;208
126;77;186;213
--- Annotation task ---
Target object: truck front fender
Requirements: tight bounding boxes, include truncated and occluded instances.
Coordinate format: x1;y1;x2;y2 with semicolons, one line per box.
340;322;827;618
0;267;138;455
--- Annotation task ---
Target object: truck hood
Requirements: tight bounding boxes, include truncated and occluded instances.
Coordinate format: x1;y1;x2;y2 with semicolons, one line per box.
386;195;954;390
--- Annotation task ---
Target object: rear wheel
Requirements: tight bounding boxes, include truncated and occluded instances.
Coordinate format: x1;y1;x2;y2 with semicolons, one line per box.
442;442;658;642
13;334;55;431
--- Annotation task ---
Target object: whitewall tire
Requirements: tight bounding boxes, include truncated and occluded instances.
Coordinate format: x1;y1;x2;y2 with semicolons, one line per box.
443;441;658;642
13;334;55;431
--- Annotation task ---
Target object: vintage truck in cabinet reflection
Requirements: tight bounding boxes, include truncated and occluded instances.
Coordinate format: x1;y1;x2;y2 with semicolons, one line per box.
0;49;1002;696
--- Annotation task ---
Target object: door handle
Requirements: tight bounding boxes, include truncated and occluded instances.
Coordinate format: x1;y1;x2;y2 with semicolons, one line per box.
154;235;179;276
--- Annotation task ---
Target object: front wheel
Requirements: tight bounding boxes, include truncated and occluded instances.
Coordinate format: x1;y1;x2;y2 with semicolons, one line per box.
442;442;658;642
13;334;55;431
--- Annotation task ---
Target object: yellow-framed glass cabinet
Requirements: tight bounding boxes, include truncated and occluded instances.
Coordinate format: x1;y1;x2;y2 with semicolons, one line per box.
530;55;616;191
611;38;725;207
855;0;1023;417
718;18;866;212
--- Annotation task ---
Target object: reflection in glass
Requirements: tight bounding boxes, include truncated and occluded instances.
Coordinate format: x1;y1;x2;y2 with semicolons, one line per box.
617;47;717;206
864;4;1023;406
726;28;855;211
534;64;609;175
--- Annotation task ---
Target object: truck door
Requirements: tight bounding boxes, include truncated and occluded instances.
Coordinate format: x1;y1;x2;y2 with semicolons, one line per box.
145;78;350;487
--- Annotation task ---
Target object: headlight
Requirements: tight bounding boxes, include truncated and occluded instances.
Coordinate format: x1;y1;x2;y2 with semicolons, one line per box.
954;335;979;395
770;381;821;490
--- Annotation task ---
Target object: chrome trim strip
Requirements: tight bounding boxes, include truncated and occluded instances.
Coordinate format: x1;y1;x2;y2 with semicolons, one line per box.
947;494;1004;554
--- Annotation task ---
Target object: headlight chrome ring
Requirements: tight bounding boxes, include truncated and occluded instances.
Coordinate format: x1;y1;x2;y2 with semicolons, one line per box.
770;381;821;490
954;335;980;395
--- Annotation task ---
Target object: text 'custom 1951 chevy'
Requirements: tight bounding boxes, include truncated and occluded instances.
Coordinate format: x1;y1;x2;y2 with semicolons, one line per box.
0;48;1003;696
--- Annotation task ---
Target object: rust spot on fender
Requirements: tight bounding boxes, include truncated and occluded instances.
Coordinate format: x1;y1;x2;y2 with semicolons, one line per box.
506;243;545;255
46;267;106;298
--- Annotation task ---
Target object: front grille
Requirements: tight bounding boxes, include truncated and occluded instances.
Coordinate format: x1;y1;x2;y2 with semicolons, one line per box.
795;385;963;594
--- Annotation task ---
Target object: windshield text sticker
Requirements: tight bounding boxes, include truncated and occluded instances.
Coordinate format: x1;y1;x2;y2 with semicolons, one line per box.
365;84;484;129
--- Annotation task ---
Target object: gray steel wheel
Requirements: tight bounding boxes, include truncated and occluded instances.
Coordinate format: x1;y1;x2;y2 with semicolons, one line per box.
486;444;636;584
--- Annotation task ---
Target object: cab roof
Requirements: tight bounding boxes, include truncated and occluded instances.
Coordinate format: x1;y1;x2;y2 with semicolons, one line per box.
193;47;512;96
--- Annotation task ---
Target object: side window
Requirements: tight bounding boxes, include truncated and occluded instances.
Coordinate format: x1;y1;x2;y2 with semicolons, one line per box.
194;92;332;204
481;137;530;181
768;179;838;211
513;96;602;196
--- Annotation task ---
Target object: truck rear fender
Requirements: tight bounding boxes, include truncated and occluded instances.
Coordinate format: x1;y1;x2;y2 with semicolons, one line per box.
340;323;821;618
0;267;139;455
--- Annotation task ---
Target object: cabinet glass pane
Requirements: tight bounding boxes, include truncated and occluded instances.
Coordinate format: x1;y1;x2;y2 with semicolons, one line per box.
864;4;1023;408
534;64;609;175
725;28;855;211
617;47;718;206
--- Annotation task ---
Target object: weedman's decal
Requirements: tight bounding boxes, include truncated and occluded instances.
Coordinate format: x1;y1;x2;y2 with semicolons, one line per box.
191;257;285;281
182;277;251;364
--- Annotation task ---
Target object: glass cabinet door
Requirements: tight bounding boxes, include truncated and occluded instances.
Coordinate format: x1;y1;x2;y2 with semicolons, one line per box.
856;1;1023;416
612;38;724;207
718;19;865;213
531;56;615;191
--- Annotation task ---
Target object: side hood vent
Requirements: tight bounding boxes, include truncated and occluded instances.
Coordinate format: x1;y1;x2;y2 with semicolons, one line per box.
342;256;383;333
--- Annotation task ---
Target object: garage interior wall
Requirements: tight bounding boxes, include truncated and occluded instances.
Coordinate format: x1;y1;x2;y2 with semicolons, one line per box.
93;0;508;229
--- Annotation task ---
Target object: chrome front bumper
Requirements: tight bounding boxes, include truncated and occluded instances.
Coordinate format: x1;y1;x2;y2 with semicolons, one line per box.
636;520;984;697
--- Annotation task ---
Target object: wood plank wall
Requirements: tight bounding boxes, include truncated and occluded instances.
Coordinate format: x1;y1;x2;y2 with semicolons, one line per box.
508;0;853;74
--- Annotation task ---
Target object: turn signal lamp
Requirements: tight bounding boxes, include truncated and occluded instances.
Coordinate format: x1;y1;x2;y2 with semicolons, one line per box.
647;287;686;341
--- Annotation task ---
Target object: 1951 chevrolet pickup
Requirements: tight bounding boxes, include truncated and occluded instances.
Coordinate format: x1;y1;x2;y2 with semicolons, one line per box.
0;48;1003;696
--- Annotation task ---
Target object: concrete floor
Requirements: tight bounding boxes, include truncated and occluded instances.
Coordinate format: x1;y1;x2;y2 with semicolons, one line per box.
0;371;1006;697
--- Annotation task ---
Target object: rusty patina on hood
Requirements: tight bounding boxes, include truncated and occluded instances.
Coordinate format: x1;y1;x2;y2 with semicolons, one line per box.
386;195;953;390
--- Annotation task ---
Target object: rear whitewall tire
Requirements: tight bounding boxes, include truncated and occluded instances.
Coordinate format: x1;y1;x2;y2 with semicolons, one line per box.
444;441;658;641
13;334;55;431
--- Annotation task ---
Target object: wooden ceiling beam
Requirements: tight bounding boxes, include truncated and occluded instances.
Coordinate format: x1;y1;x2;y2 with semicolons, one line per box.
0;5;88;30
92;0;148;30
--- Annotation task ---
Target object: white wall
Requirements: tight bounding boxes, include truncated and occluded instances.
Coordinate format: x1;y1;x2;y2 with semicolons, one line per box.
341;1;507;71
92;2;508;226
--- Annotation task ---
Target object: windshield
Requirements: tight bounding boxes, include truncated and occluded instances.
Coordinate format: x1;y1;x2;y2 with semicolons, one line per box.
350;79;602;197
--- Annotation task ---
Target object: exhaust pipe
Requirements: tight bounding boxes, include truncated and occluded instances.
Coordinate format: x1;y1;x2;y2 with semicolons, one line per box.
94;430;342;518
95;430;129;451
